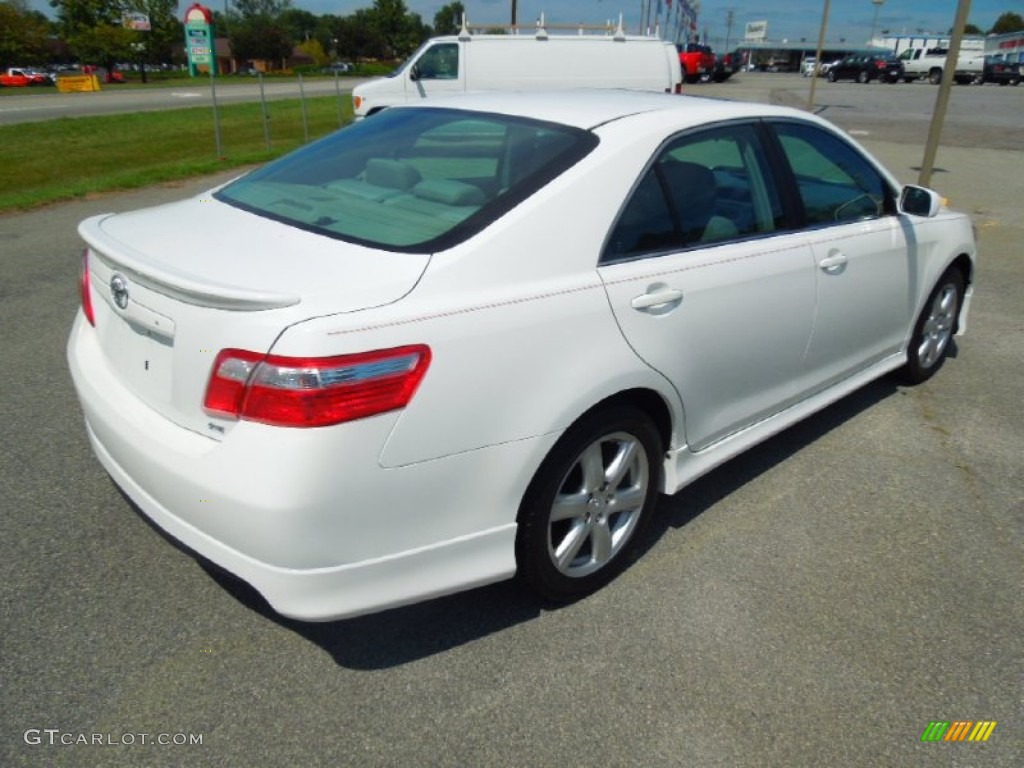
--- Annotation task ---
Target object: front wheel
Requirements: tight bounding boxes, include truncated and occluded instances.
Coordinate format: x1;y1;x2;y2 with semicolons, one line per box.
827;70;838;82
857;71;870;83
515;406;662;603
896;269;965;384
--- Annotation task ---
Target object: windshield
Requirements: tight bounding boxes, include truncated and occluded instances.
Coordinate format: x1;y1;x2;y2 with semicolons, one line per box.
215;107;597;253
388;39;431;78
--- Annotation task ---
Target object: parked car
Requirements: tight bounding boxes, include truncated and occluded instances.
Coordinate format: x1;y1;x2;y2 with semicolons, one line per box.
68;91;975;621
981;54;1021;85
827;54;903;83
0;67;53;87
801;57;818;77
678;42;716;83
322;62;352;74
80;65;126;84
712;51;737;82
818;57;844;76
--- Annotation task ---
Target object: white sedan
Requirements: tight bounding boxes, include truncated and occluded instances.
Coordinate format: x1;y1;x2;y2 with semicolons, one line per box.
68;91;976;620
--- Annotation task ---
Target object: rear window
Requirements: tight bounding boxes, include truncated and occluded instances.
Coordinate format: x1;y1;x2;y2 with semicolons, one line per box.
215;107;596;253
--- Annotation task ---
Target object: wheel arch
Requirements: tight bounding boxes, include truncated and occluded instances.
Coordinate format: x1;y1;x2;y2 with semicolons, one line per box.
949;252;974;332
572;388;674;457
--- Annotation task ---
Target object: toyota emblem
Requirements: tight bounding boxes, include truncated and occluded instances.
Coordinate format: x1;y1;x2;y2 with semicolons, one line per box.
110;273;129;310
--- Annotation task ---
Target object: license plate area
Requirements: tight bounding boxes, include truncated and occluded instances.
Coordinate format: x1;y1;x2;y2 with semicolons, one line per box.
100;312;174;405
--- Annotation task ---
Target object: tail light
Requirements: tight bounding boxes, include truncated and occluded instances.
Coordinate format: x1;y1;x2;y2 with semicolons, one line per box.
79;249;96;326
204;345;431;428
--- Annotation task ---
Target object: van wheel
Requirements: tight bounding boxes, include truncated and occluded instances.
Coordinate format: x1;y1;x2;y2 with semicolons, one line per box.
896;269;964;385
515;406;661;602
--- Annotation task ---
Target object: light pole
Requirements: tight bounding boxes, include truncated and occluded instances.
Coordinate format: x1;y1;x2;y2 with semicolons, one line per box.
869;0;885;45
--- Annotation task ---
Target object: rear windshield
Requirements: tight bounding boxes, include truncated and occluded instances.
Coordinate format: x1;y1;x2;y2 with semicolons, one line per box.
215;107;597;253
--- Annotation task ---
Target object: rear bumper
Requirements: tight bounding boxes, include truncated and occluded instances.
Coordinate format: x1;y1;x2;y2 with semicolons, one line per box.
67;314;547;620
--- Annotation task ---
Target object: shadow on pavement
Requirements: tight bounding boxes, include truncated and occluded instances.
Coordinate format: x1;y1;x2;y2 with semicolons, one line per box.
130;376;900;669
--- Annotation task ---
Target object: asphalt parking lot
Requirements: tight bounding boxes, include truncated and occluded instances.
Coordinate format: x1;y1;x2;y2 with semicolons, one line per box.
1;74;1021;766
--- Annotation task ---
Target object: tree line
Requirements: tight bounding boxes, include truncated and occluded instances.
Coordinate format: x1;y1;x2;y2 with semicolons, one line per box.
0;0;468;72
2;1;1021;73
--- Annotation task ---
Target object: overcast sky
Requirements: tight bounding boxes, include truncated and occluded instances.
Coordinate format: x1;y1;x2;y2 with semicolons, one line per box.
26;1;1024;47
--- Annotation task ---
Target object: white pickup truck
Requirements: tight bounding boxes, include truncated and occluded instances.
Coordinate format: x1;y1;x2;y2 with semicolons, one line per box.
897;46;983;84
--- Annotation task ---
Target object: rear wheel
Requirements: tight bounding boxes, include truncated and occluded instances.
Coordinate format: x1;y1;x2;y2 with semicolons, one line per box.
929;68;943;85
896;269;964;384
515;406;662;603
1010;75;1021;86
827;70;838;82
857;71;870;83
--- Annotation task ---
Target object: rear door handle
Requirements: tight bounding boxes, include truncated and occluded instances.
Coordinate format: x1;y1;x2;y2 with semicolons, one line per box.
630;288;684;313
818;251;848;274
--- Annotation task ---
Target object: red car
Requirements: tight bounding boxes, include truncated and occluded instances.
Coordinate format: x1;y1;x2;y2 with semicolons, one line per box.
677;43;716;83
81;65;126;84
0;68;53;87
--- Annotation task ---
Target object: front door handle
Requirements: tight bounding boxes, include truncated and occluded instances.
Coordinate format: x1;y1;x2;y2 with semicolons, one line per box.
630;288;684;313
818;251;848;274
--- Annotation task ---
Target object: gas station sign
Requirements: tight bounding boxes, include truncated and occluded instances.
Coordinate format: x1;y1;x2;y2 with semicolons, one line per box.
184;4;217;76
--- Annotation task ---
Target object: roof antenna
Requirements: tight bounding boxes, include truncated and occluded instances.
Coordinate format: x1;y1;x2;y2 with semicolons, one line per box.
613;13;626;42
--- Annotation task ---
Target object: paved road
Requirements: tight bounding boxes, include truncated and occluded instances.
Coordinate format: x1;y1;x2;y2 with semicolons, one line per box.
0;78;370;125
1;78;1021;767
701;72;1024;150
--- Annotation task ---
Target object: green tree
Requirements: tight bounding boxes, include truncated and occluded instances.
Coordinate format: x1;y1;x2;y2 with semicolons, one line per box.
129;0;184;80
295;38;327;67
958;23;983;35
370;0;426;58
433;2;465;36
330;10;386;61
0;0;51;65
989;12;1024;34
51;0;177;73
228;0;294;67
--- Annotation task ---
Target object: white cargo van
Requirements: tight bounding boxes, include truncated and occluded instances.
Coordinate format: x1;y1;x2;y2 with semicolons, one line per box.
353;21;682;119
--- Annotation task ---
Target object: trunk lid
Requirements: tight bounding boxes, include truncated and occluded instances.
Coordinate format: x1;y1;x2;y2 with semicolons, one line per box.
79;196;429;439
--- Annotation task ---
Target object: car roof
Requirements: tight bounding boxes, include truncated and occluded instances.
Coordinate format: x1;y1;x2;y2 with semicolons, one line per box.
391;90;810;132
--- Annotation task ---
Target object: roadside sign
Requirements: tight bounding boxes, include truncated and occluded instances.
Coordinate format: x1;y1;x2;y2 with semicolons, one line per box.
183;4;217;76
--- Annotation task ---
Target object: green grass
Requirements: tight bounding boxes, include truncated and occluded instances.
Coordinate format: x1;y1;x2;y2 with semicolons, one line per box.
0;94;354;213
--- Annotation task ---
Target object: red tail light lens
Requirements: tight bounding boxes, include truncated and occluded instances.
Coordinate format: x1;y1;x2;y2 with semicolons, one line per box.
204;345;431;428
80;249;96;326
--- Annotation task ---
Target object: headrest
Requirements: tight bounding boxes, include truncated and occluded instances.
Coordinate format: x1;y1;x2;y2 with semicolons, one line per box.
412;179;486;206
365;158;422;190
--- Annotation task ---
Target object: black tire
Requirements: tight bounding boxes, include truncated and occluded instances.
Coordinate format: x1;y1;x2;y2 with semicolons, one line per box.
929;69;942;85
857;70;870;84
896;269;965;385
827;70;837;82
515;406;662;603
903;76;915;83
1009;76;1020;86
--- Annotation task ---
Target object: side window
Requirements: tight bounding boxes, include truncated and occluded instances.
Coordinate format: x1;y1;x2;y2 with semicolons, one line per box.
414;44;459;80
772;122;891;226
604;123;782;261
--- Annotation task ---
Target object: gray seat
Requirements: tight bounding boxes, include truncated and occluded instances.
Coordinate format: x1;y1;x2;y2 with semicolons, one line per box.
659;160;739;244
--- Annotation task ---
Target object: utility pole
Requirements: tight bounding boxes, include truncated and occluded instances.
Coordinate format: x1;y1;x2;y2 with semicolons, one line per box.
919;0;972;187
725;9;735;51
807;0;830;110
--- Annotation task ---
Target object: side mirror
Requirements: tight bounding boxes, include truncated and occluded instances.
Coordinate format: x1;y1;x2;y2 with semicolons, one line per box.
409;64;421;82
900;185;942;218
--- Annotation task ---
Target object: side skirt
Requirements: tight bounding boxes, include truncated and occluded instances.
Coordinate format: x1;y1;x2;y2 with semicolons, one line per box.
662;352;905;494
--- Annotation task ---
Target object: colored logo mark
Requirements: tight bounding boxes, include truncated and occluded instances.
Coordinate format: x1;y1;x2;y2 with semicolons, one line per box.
921;720;997;742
